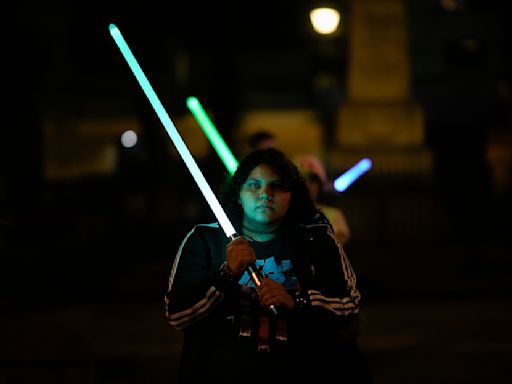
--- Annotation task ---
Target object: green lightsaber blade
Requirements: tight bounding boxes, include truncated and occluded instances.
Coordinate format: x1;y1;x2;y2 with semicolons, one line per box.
186;96;239;175
108;23;236;237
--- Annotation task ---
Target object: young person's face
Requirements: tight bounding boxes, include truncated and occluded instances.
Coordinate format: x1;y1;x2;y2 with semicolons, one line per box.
239;164;291;229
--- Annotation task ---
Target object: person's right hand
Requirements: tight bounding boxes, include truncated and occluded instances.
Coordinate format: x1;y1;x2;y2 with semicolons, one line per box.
257;278;294;310
226;236;257;276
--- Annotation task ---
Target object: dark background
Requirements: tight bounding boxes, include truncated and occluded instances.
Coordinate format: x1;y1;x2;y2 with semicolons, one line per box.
1;1;512;383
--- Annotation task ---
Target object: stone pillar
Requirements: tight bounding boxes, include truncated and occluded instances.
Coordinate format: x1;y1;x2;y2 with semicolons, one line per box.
331;0;432;175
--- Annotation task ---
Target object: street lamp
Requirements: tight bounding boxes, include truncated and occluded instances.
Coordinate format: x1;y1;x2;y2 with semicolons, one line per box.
310;6;341;35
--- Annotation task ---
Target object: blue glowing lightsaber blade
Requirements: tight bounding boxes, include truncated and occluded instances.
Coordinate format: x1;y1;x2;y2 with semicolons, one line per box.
108;24;235;238
333;158;372;192
109;24;276;315
186;96;239;175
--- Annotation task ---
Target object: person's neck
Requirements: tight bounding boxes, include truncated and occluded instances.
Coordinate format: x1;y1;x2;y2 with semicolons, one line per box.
242;223;281;242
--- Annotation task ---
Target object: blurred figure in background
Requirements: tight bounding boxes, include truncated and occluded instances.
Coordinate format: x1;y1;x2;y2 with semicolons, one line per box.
247;129;278;150
293;154;351;246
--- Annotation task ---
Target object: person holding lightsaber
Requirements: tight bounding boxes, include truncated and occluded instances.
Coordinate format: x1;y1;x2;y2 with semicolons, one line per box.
165;148;362;384
109;23;366;384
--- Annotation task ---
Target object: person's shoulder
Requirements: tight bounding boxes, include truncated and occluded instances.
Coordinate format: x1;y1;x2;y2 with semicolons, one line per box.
317;203;341;216
194;222;222;230
293;222;335;249
182;222;222;239
317;203;345;220
181;222;226;249
189;222;223;235
299;221;331;234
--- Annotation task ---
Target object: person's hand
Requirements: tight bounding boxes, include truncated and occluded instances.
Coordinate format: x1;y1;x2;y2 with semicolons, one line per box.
226;236;257;276
257;278;295;310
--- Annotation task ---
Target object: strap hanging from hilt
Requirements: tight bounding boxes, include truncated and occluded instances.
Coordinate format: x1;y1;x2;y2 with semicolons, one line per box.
258;314;270;351
257;315;288;352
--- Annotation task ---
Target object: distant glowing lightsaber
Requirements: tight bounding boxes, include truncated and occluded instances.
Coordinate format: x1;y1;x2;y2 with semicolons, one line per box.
109;24;235;237
109;24;276;314
333;158;372;192
186;96;239;175
185;98;372;192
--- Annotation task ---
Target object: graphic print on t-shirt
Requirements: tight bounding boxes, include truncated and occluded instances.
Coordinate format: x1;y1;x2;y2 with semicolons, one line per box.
238;256;298;289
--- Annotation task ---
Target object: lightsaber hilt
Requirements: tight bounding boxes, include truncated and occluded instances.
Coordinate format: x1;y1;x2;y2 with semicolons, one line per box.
228;234;278;315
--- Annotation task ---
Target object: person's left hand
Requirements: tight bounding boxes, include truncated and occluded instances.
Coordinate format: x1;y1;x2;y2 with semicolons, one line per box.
256;278;295;310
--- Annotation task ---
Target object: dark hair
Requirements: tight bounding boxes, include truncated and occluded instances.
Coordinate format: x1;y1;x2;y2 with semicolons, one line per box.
247;130;275;150
221;148;322;231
